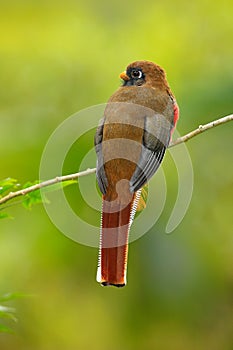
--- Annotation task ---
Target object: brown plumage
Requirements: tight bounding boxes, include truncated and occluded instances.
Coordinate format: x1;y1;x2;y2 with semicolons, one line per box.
95;60;179;287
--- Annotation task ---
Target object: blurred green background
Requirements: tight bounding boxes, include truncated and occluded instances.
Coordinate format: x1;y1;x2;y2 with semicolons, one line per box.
0;0;233;349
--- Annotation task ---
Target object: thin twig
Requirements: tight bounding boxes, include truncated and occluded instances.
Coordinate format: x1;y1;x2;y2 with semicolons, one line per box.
169;114;233;147
0;168;96;206
0;114;232;206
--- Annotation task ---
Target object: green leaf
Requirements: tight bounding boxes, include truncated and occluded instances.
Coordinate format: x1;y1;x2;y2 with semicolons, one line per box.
22;179;77;210
0;177;77;213
22;192;43;209
22;180;37;189
0;178;20;197
21;180;42;209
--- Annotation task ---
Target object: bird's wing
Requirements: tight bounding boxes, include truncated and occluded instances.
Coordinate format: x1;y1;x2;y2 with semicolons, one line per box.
129;113;172;193
94;117;108;194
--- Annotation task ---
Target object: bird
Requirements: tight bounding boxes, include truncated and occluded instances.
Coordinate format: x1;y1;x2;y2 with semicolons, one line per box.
94;60;179;287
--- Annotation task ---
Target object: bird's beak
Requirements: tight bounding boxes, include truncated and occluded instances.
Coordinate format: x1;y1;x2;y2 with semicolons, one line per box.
119;71;130;81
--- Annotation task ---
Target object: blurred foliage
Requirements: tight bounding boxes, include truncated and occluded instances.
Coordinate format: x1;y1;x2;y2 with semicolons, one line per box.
0;178;77;216
0;0;233;349
0;293;25;333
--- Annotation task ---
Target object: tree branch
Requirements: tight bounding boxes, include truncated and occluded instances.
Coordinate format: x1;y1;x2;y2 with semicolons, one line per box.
169;114;233;147
0;168;96;206
0;114;232;207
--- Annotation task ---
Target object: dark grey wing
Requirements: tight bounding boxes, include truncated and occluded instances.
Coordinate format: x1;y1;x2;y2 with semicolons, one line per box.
94;117;108;194
129;113;172;193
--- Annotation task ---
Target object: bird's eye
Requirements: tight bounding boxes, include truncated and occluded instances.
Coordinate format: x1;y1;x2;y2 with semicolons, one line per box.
131;69;143;79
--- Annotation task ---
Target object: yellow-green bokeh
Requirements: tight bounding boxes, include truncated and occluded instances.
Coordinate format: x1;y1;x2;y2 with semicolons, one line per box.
0;1;233;349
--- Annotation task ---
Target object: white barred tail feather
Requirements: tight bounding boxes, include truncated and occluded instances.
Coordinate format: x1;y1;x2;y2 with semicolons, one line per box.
97;189;141;286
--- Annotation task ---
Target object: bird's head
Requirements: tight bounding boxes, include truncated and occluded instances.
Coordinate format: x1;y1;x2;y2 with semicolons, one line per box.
120;60;168;89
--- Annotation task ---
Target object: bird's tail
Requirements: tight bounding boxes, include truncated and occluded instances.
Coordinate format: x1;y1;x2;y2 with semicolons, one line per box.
97;191;141;287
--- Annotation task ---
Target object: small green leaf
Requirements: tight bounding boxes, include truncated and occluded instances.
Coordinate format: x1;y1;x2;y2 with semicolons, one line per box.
0;178;20;197
22;180;37;189
21;181;42;209
22;191;43;210
21;179;77;210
